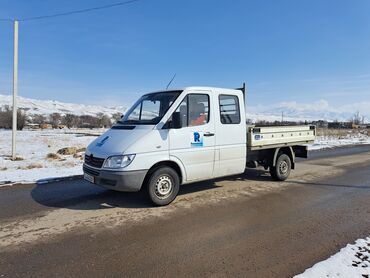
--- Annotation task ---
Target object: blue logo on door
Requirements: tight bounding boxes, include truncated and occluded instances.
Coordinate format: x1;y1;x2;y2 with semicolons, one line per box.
191;132;203;147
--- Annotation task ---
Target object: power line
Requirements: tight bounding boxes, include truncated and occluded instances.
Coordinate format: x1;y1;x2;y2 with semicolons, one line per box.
0;0;142;22
21;0;141;21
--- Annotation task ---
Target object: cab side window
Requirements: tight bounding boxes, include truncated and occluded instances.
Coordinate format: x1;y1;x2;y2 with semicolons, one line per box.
175;94;209;127
219;95;241;124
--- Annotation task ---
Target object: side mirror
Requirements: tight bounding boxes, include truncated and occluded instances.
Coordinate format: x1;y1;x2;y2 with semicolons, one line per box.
170;112;182;129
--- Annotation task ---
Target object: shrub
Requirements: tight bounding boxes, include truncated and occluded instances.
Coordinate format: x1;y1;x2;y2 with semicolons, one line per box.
57;147;77;155
46;153;60;160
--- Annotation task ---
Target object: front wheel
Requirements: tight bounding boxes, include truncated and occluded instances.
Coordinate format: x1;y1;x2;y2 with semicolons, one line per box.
146;167;180;206
270;154;291;181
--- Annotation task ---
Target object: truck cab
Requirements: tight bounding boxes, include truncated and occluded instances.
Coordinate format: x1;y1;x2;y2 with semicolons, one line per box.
83;86;314;206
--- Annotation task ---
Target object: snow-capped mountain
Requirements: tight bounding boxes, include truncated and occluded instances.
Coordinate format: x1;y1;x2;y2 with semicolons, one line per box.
0;94;126;118
246;100;370;122
0;94;368;122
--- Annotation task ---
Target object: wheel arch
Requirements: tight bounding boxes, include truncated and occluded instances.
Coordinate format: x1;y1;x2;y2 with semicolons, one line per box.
272;146;295;169
142;160;184;189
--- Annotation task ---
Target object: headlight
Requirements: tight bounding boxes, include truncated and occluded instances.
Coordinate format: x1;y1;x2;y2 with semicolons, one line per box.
103;154;135;169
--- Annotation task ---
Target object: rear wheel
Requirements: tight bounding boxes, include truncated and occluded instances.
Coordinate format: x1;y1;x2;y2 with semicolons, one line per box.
146;167;180;206
270;154;291;181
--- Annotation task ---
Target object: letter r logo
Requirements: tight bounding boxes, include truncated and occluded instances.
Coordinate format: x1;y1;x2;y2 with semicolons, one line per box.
190;131;203;147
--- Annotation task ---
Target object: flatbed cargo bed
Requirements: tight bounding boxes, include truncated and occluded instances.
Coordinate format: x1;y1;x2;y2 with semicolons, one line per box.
247;125;316;151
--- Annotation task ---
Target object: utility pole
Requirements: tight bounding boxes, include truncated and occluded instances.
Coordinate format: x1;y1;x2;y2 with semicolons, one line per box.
12;20;19;160
281;111;284;124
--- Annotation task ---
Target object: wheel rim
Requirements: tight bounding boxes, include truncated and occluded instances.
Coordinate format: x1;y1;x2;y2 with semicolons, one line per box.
154;175;173;199
279;160;289;175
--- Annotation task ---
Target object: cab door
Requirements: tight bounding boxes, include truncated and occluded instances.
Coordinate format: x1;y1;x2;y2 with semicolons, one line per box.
214;92;246;177
168;91;215;182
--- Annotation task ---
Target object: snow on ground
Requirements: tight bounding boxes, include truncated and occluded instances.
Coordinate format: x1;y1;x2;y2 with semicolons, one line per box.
295;236;370;277
1;129;370;185
309;132;370;150
0;129;101;185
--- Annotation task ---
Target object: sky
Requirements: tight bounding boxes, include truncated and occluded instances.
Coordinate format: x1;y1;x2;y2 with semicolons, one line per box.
0;0;370;116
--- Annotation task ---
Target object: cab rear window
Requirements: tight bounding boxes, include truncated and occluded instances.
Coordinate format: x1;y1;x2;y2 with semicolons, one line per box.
219;95;240;124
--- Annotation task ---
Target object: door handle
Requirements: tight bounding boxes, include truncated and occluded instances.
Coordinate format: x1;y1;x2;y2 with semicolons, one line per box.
204;132;215;137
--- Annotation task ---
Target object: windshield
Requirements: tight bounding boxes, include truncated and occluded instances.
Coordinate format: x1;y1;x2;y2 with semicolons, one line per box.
118;91;182;125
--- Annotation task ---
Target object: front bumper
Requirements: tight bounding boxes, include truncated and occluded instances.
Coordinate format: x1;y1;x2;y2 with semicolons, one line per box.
83;164;147;192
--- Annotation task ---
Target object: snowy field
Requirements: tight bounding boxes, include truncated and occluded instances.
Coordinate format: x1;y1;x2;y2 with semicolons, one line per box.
1;128;370;185
295;236;370;277
310;129;370;150
0;129;100;185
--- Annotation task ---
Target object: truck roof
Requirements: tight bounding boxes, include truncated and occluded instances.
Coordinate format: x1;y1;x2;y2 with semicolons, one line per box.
149;86;243;94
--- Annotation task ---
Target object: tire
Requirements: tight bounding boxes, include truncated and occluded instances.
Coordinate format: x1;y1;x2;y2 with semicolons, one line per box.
269;167;278;180
270;154;291;181
146;166;180;206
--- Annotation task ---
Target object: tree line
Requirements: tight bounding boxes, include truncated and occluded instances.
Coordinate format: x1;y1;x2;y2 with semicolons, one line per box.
0;105;367;130
0;105;122;130
249;111;367;127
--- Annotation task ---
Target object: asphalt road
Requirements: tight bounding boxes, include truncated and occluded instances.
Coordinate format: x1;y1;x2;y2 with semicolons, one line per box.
1;145;370;277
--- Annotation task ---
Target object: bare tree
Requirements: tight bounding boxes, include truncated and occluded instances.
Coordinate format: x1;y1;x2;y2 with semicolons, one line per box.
62;114;79;128
112;112;123;123
79;115;99;128
0;106;26;130
17;109;26;130
97;113;112;128
49;113;61;128
246;118;253;125
351;111;362;125
33;114;47;125
0;106;12;129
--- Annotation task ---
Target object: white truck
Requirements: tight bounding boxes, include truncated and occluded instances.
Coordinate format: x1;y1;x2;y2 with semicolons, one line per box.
83;85;315;206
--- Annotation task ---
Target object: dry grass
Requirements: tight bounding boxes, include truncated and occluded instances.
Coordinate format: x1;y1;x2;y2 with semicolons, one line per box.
0;167;7;171
17;163;43;170
46;153;60;160
27;163;43;169
73;153;83;159
12;156;24;161
57;147;77;155
316;128;369;138
76;147;86;153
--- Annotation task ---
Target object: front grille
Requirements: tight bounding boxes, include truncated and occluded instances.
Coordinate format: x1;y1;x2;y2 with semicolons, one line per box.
84;154;105;168
83;165;100;176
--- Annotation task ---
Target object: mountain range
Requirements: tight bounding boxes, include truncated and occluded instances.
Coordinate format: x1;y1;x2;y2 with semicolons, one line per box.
0;94;126;118
0;94;368;123
246;99;369;122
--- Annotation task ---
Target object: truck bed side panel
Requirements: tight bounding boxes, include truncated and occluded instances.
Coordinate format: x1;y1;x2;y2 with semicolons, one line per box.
248;125;315;151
